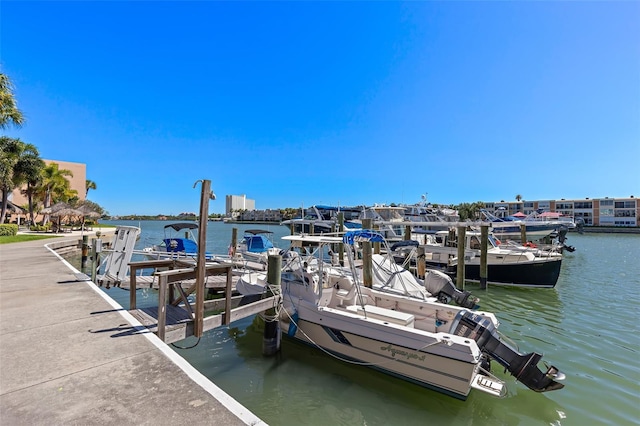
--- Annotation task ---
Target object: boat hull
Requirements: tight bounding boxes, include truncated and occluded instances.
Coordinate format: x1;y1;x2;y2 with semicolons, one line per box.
490;224;558;241
280;306;484;400
423;257;562;288
463;258;562;288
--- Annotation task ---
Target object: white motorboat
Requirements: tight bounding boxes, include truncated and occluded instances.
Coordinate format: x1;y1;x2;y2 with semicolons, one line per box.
237;230;565;400
141;222;214;260
410;230;564;288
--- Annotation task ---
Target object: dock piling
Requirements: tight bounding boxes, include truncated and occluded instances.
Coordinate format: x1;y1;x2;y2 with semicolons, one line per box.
263;254;282;356
81;235;89;269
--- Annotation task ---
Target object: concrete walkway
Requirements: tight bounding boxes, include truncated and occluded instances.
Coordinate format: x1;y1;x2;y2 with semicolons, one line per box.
0;234;266;425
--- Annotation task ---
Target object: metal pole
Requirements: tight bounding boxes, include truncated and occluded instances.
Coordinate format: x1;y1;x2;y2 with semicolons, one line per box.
480;225;488;289
456;226;466;290
362;219;372;288
338;212;344;266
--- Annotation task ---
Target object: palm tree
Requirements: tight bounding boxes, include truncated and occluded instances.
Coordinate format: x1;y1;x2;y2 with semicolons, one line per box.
19;151;45;225
0;73;25;129
515;194;523;202
85;179;97;197
37;162;74;224
455;201;486;221
0;137;43;223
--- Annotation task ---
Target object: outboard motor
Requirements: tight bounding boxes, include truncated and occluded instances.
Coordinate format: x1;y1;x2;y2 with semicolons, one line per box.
424;269;480;310
557;228;568;244
450;310;565;393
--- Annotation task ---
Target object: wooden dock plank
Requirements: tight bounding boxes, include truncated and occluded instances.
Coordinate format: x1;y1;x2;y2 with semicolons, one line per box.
129;295;279;344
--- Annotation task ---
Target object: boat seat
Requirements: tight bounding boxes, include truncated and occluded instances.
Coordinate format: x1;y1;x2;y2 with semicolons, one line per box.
345;304;415;328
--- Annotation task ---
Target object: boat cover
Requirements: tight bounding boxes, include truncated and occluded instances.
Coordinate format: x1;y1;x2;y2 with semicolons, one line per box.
343;230;385;245
164;237;198;253
243;234;275;253
164;222;199;232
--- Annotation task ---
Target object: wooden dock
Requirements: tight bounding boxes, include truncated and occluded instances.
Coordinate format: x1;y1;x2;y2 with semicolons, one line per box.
126;259;279;344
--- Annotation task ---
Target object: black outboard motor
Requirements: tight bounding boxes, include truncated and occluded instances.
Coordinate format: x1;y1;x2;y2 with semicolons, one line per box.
450;310;565;393
557;228;568;244
424;269;480;310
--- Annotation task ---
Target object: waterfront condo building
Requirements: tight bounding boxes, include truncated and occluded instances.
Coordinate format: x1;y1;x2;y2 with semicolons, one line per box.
484;197;638;227
225;194;256;218
6;159;87;223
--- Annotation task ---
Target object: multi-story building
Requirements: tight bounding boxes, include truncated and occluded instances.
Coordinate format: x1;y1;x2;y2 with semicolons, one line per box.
484;197;638;227
10;159;87;207
238;209;283;222
225;194;256;218
7;159;87;223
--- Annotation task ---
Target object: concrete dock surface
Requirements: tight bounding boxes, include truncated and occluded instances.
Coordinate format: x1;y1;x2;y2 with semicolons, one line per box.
0;233;266;425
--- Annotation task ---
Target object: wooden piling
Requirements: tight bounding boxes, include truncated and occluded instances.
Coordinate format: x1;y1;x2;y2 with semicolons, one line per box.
194;179;211;338
373;223;381;255
520;224;527;243
90;238;101;282
263;254;282;356
230;227;238;257
417;246;426;279
480;225;488;289
456;226;466;290
81;235;89;268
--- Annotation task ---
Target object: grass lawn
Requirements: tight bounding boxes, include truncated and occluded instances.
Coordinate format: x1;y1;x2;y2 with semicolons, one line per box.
0;234;62;244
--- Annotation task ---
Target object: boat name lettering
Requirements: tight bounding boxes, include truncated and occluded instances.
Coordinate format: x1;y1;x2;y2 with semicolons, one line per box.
380;344;426;361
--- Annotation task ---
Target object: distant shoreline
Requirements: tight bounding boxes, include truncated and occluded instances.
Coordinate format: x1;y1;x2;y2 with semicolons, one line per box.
104;219;640;234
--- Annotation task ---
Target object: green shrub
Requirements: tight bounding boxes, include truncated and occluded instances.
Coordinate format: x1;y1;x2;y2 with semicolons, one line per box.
29;223;51;232
0;224;19;236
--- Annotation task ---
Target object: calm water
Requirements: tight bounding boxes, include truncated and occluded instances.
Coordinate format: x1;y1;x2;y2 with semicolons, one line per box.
84;221;640;425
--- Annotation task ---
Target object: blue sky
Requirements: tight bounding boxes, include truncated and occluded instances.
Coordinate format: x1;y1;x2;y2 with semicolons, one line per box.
2;1;639;216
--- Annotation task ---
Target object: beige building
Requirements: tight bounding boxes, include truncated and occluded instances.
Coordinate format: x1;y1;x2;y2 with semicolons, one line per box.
9;159;86;213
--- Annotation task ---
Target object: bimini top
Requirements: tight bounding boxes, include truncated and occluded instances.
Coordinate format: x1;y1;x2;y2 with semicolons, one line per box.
243;229;273;235
164;222;199;232
242;234;275;253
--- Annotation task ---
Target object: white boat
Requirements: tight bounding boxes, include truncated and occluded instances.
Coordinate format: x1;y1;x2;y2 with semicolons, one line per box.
234;229;282;264
479;209;573;241
410;230;563;288
141;222;206;259
401;196;460;231
237;231;565;400
280;205;362;234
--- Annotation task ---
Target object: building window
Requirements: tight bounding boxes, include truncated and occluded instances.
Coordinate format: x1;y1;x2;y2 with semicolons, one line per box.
574;201;593;209
615;201;636;209
556;202;573;210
